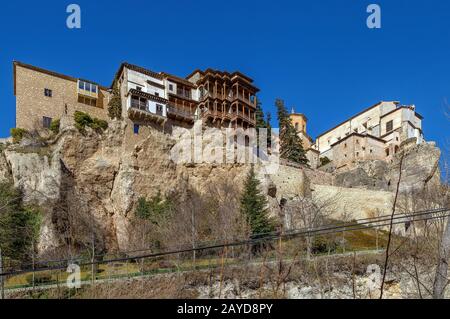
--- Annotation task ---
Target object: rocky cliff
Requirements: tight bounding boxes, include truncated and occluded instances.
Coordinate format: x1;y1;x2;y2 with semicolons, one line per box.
334;140;441;193
0;122;442;257
0;121;313;256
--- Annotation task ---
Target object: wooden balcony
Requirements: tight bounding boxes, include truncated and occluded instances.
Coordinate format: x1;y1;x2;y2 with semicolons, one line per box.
202;109;255;126
167;104;195;123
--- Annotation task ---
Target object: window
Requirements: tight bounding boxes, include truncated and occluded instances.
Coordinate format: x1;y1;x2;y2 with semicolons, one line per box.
43;116;52;128
156;104;163;115
44;88;52;97
131;95;147;110
386;120;393;133
136;86;142;91
154;92;159;97
78;80;98;94
169;84;173;91
78;95;97;107
134;124;140;135
385;148;390;156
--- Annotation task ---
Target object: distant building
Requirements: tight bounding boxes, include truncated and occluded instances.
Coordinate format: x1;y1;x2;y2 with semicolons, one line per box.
314;101;425;170
289;107;319;168
289;108;313;150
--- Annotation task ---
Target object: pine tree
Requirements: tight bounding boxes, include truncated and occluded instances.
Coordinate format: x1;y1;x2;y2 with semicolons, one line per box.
255;100;267;129
255;101;270;157
266;112;272;150
240;165;275;237
275;99;308;165
108;81;122;120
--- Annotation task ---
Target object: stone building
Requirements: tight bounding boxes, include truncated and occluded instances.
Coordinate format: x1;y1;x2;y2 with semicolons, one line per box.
14;61;110;131
313;101;425;170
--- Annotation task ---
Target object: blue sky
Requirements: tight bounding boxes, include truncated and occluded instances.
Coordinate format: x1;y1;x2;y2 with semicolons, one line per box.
0;0;449;156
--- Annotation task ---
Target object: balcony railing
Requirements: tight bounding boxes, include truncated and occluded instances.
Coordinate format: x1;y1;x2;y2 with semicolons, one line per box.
131;100;147;111
202;109;255;124
167;105;195;120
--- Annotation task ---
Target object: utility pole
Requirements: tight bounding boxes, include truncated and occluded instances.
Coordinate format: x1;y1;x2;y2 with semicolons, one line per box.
91;233;95;286
191;205;196;269
0;248;5;299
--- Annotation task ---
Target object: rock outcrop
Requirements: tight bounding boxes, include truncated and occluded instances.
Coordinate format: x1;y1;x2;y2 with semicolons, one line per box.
0;121;442;256
334;141;441;193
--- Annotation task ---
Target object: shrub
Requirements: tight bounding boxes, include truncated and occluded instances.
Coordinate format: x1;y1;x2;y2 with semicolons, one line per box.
10;128;29;143
91;118;108;130
25;272;53;285
108;81;123;120
135;192;173;224
49;119;60;134
319;156;331;167
74;111;108;132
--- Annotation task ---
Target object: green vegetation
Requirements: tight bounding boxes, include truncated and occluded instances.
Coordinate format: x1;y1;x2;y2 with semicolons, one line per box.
240;165;275;237
135;191;173;225
108;81;123;120
275;99;308;165
10;128;29;143
319;156;331;167
0;182;42;262
49;118;60;134
25;273;52;285
255;101;272;151
74;111;108;132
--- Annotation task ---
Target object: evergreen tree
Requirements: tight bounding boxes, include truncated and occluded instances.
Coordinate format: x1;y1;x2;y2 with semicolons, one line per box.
240;165;275;237
255;101;269;157
108;81;123;120
135;191;172;226
0;182;41;261
275;99;308;165
266;112;272;150
255;100;267;129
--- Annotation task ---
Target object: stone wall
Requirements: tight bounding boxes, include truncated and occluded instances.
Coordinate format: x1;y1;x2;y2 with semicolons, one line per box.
312;184;393;220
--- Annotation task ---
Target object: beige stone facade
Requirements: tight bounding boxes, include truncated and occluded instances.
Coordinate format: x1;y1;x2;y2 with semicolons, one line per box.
314;101;425;170
14;62;109;131
289;111;312;150
330;132;386;170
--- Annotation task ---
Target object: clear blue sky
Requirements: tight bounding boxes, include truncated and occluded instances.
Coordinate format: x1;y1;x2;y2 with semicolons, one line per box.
0;0;449;155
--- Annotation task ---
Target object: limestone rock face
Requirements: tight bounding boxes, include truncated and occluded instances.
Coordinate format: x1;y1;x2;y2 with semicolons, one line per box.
334;142;441;193
388;142;441;193
0;120;442;256
4;149;61;204
0;121;314;255
0;149;12;183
